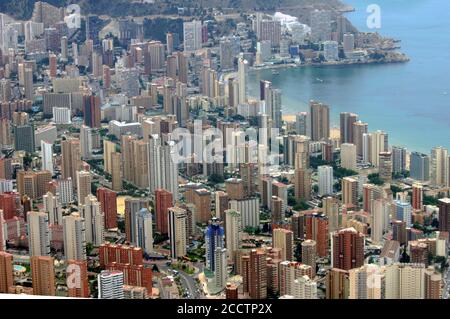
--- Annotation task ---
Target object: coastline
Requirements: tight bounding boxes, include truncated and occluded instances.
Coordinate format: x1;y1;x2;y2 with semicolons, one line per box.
250;54;410;72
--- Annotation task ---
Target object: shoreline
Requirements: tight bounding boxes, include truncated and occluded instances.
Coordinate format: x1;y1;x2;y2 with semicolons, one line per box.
250;55;410;72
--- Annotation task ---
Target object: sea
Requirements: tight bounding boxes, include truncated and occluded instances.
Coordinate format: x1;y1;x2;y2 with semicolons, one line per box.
248;0;450;153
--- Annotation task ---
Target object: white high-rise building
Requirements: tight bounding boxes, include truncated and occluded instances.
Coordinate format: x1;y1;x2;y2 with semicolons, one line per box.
349;265;384;299
43;192;62;225
135;208;153;254
257;40;272;62
41;140;54;175
430;146;448;187
183;20;202;52
237;57;248;105
52;107;72;124
80;125;93;160
24;21;44;42
58;178;73;205
0;180;13;193
147;135;178;199
214;247;227;292
340;143;357;171
62;213;87;261
80;194;104;246
371;199;390;244
168;207;187;259
385;263;425;299
265;87;282;130
318;165;334;196
225;209;242;261
363;131;389;166
98;270;125;299
28;211;50;257
228;198;260;228
292;276;318;299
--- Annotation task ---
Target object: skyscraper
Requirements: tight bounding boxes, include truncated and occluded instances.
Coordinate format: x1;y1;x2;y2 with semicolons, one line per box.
363;131;389;166
0;251;13;293
183;20;202;52
67;259;90;298
155;189;173;234
147;135;178;199
98;270;124;299
273;228;294;261
214;247;227;292
62;213;87;261
80;125;93;160
326;268;349;299
431;146;448;187
80;194;104;246
76;170;92;204
237;57;248;105
340;143;357;171
31;256;55;296
292;276;318;299
331;227;365;271
342;177;358;207
83;95;101;128
97;187;117;230
385;263;425;299
424;267;442;299
305;213;329;257
412;183;424;211
410;152;430;182
41;140;54;175
49;53;57;78
24;67;34;100
225;209;242;262
294;168;311;201
124;197;148;244
378;151;393;182
242;249;267;299
318;165;334;196
61;138;82;180
257;19;281;47
111;152;122;192
168;207;187;259
438;198;450;232
349;264;383;299
392;146;407;174
394;197;412;226
310;101;330;141
310;10;332;43
353;121;368;159
301;240;317;278
103;140;116;174
205;218;225;271
135;208;153;254
28;211;50;256
14;124;35;153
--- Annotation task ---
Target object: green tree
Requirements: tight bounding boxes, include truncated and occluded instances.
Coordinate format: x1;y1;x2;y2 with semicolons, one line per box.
368;173;384;185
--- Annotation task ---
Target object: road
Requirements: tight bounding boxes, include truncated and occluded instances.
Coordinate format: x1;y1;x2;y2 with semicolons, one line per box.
148;260;204;299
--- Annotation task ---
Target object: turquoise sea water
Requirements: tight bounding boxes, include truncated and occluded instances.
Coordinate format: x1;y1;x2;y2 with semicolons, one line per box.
248;0;450;153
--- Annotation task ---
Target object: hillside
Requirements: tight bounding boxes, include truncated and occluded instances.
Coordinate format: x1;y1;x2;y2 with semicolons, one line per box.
0;0;348;20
